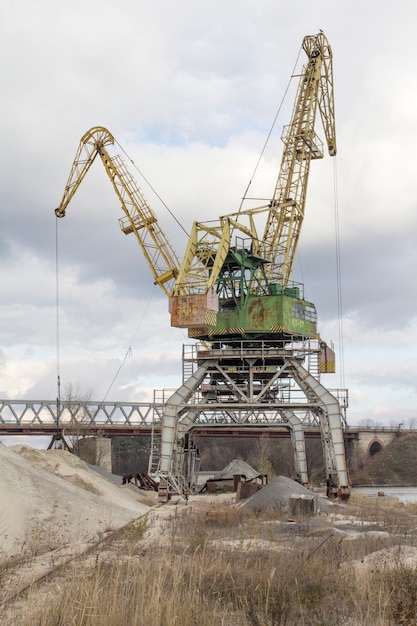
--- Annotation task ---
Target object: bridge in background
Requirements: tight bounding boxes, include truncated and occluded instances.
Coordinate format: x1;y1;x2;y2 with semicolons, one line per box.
0;399;406;460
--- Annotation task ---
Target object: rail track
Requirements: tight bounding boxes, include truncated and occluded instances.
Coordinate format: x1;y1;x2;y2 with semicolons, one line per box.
0;506;160;624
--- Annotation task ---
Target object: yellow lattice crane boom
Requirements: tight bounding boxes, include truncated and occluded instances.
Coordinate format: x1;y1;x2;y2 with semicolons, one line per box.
169;32;336;342
55;126;180;297
262;32;336;286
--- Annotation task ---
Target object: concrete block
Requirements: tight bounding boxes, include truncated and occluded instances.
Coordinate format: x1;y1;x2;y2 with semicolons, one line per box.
288;494;318;518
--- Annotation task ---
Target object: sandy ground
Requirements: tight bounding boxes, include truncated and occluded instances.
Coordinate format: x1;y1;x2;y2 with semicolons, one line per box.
3;443;417;625
0;442;153;560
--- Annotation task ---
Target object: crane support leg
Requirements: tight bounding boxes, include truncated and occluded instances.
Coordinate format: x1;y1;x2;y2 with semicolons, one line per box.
288;358;350;499
282;410;309;487
178;408;310;490
158;360;211;495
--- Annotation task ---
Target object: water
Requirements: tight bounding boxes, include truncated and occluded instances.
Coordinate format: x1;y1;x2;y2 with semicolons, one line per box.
352;486;417;504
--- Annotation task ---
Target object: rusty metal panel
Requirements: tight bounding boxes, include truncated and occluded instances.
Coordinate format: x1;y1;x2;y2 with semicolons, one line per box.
170;291;218;328
236;481;262;502
158;486;169;503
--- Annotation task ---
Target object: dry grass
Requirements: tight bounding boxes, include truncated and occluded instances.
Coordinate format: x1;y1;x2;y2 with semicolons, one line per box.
7;496;417;626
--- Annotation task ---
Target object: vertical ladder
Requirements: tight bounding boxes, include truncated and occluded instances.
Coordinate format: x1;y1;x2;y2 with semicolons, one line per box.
148;390;164;476
307;348;320;381
182;344;197;383
148;419;161;476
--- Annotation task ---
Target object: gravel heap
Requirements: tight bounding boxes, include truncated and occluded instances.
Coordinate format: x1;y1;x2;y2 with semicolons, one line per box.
241;475;318;512
214;459;259;480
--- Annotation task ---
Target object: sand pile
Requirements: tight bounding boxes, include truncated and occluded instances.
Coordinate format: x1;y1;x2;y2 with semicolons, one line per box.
347;545;417;575
241;475;319;512
0;443;151;559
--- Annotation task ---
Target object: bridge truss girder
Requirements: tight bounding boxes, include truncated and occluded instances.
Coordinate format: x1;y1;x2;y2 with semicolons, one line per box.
0;399;156;428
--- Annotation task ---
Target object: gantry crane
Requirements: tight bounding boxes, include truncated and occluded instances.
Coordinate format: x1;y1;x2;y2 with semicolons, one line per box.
55;32;350;500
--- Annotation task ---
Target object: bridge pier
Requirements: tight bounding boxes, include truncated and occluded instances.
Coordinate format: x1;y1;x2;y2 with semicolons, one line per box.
75;437;112;473
349;430;399;463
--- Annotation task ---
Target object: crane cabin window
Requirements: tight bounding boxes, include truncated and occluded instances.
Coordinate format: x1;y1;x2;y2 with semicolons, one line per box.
292;302;316;322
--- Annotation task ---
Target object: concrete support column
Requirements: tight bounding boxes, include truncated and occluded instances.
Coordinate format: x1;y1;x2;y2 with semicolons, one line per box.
76;437;112;473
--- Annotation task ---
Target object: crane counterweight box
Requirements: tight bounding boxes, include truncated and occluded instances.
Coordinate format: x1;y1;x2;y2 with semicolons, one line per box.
320;344;336;373
170;290;219;328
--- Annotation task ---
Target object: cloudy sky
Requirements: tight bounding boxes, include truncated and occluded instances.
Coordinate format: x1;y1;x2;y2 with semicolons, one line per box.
1;0;416;430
